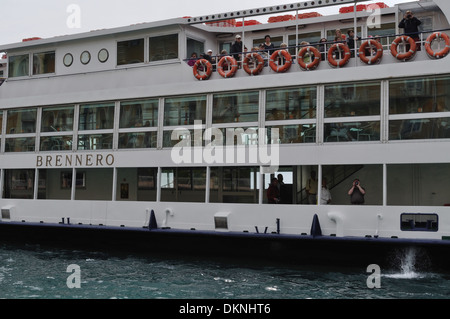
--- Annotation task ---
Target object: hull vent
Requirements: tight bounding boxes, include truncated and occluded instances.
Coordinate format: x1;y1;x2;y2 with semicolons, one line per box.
1;208;11;220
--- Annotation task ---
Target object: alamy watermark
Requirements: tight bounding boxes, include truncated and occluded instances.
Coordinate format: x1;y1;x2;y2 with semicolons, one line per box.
67;4;81;29
66;264;81;289
366;264;381;289
170;121;280;173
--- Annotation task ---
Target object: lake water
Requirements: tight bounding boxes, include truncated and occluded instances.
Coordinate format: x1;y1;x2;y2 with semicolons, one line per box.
1;242;449;303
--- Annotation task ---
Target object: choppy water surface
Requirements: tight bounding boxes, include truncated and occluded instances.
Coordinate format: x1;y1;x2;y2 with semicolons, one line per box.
0;243;449;299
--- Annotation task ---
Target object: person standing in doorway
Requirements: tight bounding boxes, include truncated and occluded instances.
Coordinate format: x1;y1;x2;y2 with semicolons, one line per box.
348;178;366;204
306;170;318;204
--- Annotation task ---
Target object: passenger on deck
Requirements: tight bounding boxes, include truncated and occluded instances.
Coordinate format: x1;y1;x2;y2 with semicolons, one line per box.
346;30;361;57
267;178;280;204
318;38;328;61
306;171;318;204
231;34;243;62
335;29;346;41
320;178;332;205
263;35;275;55
187;52;198;66
348;179;366;205
399;10;422;50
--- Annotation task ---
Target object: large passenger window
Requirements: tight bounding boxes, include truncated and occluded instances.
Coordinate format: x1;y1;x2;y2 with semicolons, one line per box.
3;169;35;199
266;86;317;120
210;166;260;204
149;34;178;62
161;167;206;202
6;108;37;134
213;91;259;124
387;163;450;206
79;103;115;131
117;39;145;65
164;95;206;126
8;54;29;77
33;51;55;75
325;82;380;118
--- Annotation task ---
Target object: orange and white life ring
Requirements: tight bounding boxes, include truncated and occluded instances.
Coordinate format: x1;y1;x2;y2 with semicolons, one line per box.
297;46;321;71
193;59;213;81
243;53;264;75
269;50;293;73
327;43;351;68
217;56;238;78
390;36;417;61
425;32;450;59
358;40;383;65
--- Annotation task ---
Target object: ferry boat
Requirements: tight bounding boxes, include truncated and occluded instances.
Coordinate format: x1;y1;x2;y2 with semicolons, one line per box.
1;0;450;270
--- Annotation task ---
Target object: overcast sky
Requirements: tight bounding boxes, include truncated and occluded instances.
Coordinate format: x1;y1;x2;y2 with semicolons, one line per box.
2;0;415;45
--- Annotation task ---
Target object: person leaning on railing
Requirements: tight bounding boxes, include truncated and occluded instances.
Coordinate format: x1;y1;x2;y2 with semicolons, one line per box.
399;10;422;50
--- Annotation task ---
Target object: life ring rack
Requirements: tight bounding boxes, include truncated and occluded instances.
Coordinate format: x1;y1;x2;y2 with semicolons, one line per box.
269;50;293;73
327;43;351;68
358;40;384;65
192;59;213;81
297;46;321;71
243;53;265;75
425;32;450;59
217;56;238;78
390;36;417;61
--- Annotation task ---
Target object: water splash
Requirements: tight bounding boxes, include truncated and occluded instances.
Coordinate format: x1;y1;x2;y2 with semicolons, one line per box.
384;247;428;279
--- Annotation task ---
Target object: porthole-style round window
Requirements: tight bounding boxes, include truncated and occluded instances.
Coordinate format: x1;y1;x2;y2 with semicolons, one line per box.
80;51;91;65
63;53;73;67
98;48;109;63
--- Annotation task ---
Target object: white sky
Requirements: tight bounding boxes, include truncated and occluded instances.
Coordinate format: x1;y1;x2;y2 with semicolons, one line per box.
1;0;415;45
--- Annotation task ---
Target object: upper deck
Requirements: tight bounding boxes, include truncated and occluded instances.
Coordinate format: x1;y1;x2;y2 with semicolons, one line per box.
0;0;449;109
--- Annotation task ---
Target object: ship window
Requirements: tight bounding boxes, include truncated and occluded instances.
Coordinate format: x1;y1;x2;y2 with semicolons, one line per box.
387;164;450;206
210;166;259;204
116;168;157;201
6;108;37;134
120;99;158;128
209;127;259;146
266;86;317;120
75;168;113;201
119;132;157;149
119;99;158;149
212;91;259;124
149;34;178;62
163;129;205;148
401;213;438;231
161;167;206;202
3;169;35;199
37;169;71;200
389;76;450;115
77;133;113;150
40;136;73;152
117;38;144;65
164;95;206;126
79;103;115;131
389;118;450;140
8;54;29;77
368;22;395;48
187;38;204;60
262;166;296;204
324;121;380;142
266;124;316;144
322;164;383;205
41;106;74;132
0;111;2;151
33;51;55;75
325;82;381;117
288;31;321;55
5;137;35;152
